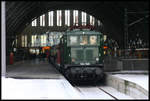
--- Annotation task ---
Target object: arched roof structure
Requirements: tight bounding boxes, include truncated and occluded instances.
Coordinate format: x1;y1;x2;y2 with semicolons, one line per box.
6;1;149;47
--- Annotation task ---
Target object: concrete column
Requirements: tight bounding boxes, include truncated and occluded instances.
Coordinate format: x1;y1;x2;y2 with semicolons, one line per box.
70;10;73;26
78;11;81;26
1;1;6;77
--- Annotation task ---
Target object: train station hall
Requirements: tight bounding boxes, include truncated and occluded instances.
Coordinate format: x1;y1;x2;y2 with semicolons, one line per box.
1;1;149;100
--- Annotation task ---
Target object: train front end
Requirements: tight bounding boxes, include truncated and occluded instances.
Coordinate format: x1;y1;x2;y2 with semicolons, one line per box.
63;28;104;82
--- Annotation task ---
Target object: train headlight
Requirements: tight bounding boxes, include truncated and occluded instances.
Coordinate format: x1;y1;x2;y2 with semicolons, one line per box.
85;63;90;65
80;63;84;65
96;57;99;61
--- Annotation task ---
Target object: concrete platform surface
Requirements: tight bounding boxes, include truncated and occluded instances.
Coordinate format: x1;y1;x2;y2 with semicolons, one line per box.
108;70;148;74
2;77;133;100
6;59;64;79
106;73;149;99
113;74;149;91
2;77;81;99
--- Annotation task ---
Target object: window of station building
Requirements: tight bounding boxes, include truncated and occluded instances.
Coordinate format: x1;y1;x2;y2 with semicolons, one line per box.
33;35;40;47
31;35;37;47
21;35;27;47
41;35;47;46
31;19;37;26
82;12;87;26
73;10;79;26
90;15;95;26
35;49;40;55
24;35;27;47
65;10;70;26
48;11;54;26
21;35;25;47
40;14;45;26
40;15;42;26
29;49;36;54
57;10;62;26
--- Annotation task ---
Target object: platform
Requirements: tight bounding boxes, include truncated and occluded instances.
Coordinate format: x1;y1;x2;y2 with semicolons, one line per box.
2;59;133;99
2;77;134;99
2;77;81;99
107;70;149;91
113;73;149;91
6;59;64;79
3;59;149;99
106;72;149;99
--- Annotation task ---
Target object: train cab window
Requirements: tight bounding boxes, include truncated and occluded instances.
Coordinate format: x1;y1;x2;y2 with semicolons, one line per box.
80;36;88;45
70;36;78;45
90;36;97;45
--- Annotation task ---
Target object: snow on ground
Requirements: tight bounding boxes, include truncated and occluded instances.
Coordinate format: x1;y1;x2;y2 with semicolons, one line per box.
75;87;114;99
2;77;81;99
113;74;149;91
100;86;133;99
2;76;134;100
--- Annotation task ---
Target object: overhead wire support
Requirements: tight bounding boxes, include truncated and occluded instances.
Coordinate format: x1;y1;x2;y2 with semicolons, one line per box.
129;15;149;27
124;8;148;58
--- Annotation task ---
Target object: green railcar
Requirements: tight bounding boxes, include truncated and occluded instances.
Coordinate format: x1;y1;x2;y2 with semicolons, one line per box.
58;26;104;82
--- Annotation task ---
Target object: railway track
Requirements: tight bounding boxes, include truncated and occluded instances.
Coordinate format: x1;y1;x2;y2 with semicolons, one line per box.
74;85;132;100
97;87;118;100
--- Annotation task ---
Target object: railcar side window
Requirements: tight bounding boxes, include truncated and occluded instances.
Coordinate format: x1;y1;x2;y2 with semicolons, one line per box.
90;36;97;45
70;36;78;45
80;36;88;45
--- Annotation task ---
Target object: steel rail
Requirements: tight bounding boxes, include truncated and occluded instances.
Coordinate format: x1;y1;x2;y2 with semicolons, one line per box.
98;87;118;100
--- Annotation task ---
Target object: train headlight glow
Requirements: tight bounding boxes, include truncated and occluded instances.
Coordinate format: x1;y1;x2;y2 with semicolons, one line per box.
96;57;99;61
80;63;84;65
85;63;90;65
